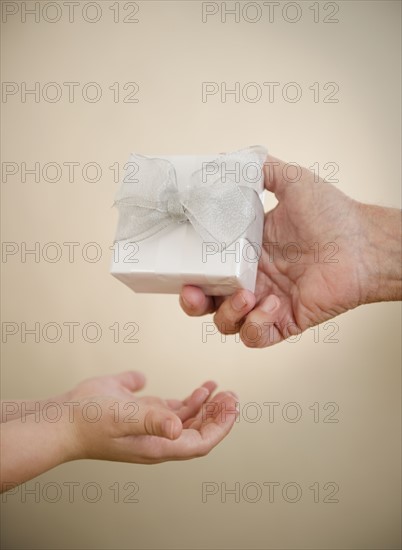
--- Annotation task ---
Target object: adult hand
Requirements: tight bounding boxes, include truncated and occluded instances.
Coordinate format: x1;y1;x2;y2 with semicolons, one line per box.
180;155;401;348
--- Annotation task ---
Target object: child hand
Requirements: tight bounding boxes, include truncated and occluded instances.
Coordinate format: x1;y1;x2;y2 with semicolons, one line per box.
66;371;238;464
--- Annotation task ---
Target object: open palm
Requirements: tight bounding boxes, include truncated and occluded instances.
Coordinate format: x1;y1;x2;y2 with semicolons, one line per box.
65;371;238;463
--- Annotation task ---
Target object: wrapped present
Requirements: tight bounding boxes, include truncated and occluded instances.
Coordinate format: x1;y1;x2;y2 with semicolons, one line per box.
110;146;267;296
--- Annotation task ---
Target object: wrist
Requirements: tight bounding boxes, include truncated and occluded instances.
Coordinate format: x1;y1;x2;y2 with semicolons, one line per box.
355;202;402;305
0;411;81;489
53;403;84;463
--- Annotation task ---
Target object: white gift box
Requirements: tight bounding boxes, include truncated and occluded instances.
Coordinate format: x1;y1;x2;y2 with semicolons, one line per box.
111;146;267;296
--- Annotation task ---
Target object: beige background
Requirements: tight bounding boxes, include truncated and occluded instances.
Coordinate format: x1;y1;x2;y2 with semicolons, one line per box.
1;1;401;548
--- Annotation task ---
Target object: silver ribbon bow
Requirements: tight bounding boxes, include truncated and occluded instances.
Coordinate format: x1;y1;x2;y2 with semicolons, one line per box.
114;146;267;246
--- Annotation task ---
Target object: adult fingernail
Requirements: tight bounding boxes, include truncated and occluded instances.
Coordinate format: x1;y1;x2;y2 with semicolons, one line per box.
261;295;279;313
232;292;247;312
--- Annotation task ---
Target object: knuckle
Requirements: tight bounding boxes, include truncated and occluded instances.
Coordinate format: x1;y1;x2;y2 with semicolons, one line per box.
240;318;266;348
213;315;240;335
241;331;262;348
143;409;155;435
